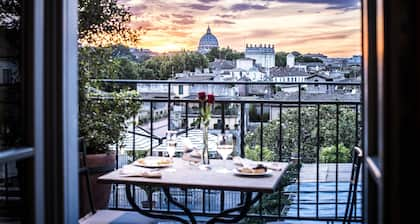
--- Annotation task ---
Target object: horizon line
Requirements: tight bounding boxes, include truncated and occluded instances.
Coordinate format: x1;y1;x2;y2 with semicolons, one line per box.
126;45;361;58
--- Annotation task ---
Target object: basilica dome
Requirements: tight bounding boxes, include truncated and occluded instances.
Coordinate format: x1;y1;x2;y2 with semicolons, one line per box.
197;26;219;54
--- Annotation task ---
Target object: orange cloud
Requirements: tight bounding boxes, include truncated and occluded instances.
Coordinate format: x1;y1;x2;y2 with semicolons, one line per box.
118;0;361;57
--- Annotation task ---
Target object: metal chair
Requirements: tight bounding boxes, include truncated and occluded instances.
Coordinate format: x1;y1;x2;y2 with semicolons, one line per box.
78;139;159;224
343;146;363;224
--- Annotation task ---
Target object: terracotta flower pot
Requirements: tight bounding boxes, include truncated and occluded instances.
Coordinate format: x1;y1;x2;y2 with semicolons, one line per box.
79;152;115;217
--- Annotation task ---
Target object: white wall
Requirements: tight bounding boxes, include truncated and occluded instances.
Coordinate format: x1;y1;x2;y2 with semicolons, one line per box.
137;83;168;94
189;84;235;97
236;59;254;70
287;54;295;67
245;53;275;68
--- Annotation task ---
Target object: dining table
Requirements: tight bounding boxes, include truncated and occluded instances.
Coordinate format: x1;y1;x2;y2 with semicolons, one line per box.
98;158;289;224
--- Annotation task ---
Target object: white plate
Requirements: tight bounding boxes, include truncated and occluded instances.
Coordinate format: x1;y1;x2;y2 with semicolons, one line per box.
133;157;173;168
233;168;273;176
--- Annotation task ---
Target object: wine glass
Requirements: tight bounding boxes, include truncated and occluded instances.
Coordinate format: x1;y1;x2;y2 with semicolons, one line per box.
216;133;234;173
166;130;177;159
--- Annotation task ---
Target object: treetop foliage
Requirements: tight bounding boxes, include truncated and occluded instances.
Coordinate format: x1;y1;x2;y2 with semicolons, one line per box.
275;51;323;67
206;47;244;62
79;0;144;47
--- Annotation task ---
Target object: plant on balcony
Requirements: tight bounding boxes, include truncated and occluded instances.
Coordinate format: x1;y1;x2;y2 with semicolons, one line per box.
78;47;141;216
79;48;141;154
77;0;145;217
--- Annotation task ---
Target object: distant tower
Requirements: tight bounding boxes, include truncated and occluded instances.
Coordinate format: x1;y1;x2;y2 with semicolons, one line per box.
287;53;295;68
197;25;219;54
245;44;275;68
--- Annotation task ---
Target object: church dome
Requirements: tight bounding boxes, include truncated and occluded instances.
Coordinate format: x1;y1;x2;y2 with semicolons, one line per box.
198;26;219;54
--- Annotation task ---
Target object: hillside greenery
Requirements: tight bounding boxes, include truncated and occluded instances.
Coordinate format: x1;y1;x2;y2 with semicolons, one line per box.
245;105;359;163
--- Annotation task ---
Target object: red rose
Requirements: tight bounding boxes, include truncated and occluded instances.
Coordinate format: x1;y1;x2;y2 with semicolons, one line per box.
207;94;215;104
198;92;206;101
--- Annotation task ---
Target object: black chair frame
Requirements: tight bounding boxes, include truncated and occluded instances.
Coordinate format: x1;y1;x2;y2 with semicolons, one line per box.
343;146;363;224
79;138;96;214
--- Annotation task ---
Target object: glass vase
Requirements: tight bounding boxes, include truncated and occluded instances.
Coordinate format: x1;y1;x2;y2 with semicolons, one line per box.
202;125;210;165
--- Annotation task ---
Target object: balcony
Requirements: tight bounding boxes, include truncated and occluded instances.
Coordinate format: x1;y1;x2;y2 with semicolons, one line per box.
0;0;410;222
79;80;363;223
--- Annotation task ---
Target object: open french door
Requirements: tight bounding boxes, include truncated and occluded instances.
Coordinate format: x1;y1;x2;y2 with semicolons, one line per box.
363;0;414;223
1;0;79;223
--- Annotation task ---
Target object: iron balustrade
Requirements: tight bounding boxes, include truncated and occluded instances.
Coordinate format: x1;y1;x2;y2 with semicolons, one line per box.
92;79;363;223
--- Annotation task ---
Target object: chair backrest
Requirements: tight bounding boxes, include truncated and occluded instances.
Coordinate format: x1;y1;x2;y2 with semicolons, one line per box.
79;138;96;214
343;146;363;223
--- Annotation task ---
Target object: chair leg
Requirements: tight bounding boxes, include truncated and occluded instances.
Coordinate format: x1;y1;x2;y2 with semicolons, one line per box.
343;182;354;223
85;170;95;213
348;167;361;223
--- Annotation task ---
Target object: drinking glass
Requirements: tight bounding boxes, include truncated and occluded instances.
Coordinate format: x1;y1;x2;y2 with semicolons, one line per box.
166;130;177;159
216;133;234;173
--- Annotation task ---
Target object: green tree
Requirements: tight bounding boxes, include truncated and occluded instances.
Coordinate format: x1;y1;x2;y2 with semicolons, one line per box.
320;144;351;163
79;0;129;38
171;53;186;72
245;145;276;161
141;51;209;80
115;57;140;79
296;56;323;63
245;105;359;163
275;52;288;67
79;47;120;79
242;105;359;223
79;0;144;47
206;48;244;62
112;44;136;60
291;51;301;56
137;66;155;80
181;51;209;71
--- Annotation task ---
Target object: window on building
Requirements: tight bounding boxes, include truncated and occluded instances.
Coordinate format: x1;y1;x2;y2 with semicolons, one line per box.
179;85;184;95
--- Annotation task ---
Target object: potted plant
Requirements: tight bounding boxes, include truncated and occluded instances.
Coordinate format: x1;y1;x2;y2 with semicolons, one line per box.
78;47;141;216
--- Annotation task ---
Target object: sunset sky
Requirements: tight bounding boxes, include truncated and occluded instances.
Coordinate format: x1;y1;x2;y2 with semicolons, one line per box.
120;0;361;57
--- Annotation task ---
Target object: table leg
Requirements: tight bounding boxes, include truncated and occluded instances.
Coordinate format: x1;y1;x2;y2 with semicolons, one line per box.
125;184;190;224
207;192;263;224
162;187;197;224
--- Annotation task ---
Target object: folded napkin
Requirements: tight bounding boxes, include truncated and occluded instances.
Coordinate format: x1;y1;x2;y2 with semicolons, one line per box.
182;151;202;163
119;165;162;178
181;137;198;153
181;138;202;163
232;156;283;171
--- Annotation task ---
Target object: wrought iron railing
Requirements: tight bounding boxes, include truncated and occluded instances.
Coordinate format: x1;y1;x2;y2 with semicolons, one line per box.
95;79;363;223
